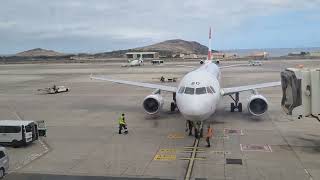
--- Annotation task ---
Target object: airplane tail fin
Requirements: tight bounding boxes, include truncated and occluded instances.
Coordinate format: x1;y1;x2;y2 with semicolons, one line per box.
139;55;143;63
201;27;212;64
208;27;212;61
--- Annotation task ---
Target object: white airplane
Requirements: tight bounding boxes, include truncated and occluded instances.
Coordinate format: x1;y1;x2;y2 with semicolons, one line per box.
91;28;280;138
122;56;144;67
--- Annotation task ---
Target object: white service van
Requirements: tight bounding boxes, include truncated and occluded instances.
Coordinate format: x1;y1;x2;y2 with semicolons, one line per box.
0;120;39;147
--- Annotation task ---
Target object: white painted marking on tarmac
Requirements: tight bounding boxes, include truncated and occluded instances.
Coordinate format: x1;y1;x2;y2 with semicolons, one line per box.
7;138;50;174
304;169;313;180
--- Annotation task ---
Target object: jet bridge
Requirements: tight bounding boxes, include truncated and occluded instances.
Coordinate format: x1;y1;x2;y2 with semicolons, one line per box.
281;67;320;121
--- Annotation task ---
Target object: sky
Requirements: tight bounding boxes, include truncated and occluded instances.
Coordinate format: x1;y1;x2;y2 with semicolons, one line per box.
0;0;320;54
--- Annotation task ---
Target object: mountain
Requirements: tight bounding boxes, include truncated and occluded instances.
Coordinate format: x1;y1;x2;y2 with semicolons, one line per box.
95;39;215;58
134;39;209;54
16;48;64;57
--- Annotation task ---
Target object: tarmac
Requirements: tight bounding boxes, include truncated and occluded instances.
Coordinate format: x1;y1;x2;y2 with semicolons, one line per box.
0;60;320;180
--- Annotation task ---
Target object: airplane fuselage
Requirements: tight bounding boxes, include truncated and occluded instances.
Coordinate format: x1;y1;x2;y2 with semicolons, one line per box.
176;62;221;121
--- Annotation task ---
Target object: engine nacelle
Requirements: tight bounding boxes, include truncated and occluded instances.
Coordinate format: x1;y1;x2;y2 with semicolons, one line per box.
143;94;164;114
247;95;268;116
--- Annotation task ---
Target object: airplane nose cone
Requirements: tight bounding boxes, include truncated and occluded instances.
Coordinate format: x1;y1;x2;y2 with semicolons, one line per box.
178;98;212;121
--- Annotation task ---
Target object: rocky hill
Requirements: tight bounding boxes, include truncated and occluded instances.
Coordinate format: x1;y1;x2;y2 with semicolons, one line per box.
135;39;209;54
95;39;215;58
16;48;64;57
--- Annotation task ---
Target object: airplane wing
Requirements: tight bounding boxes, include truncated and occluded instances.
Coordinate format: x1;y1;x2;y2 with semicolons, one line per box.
175;63;250;69
221;81;281;96
176;65;197;68
219;63;249;69
90;75;177;92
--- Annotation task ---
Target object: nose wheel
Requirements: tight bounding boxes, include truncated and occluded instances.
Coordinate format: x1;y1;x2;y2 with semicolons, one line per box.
229;92;242;112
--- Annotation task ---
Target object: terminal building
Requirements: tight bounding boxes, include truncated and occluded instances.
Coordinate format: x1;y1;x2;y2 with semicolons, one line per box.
125;52;159;60
248;52;269;60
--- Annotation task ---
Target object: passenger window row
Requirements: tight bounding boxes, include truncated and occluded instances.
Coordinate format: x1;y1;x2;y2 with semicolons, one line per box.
178;86;216;95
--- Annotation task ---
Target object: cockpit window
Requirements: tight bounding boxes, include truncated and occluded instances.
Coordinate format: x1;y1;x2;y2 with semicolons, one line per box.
196;87;207;95
206;87;213;94
184;87;195;95
178;87;185;94
209;86;216;93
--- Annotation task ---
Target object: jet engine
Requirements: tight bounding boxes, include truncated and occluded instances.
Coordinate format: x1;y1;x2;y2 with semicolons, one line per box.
143;94;164;114
247;95;268;116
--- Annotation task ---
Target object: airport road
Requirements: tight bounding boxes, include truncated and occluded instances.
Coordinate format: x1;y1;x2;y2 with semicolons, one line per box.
1;60;320;180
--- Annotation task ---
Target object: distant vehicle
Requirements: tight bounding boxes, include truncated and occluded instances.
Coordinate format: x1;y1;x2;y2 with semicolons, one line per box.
158;76;177;82
151;60;164;64
0;120;39;147
249;60;262;66
36;120;47;137
122;56;144;67
0;147;9;178
38;85;69;94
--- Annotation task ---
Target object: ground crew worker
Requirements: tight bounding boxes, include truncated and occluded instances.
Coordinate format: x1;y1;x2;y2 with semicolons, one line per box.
205;125;213;147
186;120;194;136
118;113;128;134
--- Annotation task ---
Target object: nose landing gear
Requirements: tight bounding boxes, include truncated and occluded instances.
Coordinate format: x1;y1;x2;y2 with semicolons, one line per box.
229;92;242;112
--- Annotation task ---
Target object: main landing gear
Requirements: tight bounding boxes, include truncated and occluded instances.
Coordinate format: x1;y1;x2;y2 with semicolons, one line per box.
170;92;177;112
229;92;242;112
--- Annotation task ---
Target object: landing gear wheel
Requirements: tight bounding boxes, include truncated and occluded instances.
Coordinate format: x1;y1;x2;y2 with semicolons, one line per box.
231;103;235;112
238;103;243;112
170;102;176;112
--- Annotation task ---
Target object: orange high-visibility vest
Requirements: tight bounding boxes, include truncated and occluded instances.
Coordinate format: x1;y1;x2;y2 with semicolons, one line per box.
206;127;213;138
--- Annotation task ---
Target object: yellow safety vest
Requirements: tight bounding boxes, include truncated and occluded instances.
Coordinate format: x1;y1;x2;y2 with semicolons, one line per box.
118;116;126;125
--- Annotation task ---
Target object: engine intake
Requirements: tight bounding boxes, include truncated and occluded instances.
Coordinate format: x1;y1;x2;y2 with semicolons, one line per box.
143;94;164;114
247;95;268;116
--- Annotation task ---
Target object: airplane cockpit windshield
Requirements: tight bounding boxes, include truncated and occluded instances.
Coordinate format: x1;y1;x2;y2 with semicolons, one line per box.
180;86;215;95
195;87;206;94
184;87;195;95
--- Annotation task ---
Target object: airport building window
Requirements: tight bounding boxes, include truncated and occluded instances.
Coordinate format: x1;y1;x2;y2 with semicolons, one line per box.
184;87;195;95
196;87;207;95
206;87;213;94
178;87;185;93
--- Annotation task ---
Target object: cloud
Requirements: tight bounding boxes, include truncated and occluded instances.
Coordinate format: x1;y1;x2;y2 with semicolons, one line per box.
0;21;16;28
0;0;320;53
